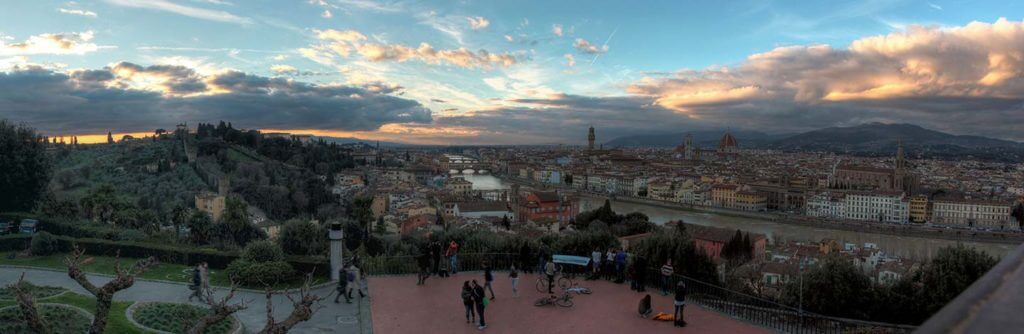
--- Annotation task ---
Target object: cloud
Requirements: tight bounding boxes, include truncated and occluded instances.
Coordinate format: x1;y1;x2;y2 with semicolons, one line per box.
0;31;101;56
468;16;490;30
105;0;252;25
624;18;1024;139
564;54;576;67
928;2;942;10
573;38;608;54
321;9;333;18
303;29;518;69
270;64;298;75
58;8;98;17
503;35;514;42
552;24;563;37
0;63;431;135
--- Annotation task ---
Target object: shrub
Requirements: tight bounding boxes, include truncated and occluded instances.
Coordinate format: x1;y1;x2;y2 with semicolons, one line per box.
30;231;59;256
242;240;285;263
279;220;327;256
132;302;234;334
225;259;295;286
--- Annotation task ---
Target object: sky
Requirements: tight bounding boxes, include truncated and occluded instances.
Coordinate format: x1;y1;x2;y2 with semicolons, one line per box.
1;0;1023;145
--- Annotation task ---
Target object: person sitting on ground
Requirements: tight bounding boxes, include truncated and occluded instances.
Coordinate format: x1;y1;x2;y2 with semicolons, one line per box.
638;294;653;318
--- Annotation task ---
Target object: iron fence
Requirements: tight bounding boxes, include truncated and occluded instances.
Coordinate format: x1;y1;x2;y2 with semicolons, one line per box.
363;253;915;334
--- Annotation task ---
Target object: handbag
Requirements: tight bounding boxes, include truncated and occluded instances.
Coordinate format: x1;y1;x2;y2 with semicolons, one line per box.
482;297;490;307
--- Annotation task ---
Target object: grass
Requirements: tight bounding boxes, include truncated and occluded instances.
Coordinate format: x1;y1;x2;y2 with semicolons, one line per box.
0;281;66;300
132;302;234;334
0;252;328;289
0;292;143;334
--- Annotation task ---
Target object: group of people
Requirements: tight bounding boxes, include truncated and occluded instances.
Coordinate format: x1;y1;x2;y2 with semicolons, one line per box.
188;262;210;302
334;260;367;304
586;247;688;327
418;240;460;285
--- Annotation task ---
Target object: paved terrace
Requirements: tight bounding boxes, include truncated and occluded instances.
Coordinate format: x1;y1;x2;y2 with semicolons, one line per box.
1;267;365;333
369;272;769;334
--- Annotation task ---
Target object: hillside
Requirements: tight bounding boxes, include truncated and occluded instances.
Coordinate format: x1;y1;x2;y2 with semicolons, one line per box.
769;123;1021;150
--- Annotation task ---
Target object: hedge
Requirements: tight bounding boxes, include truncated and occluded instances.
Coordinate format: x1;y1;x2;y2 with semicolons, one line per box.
0;233;330;278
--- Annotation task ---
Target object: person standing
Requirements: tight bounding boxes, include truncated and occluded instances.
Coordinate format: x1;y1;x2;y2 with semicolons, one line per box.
674;281;688;327
660;259;675;296
614;249;627;283
483;261;496;300
430;241;441;275
334;265;350;303
508;264;519;297
605;248;615;280
447;240;460;274
199;262;210;292
634;256;648;292
472;280;487;330
461;281;475;324
544;257;557;294
188;263;203;302
591;248;602;277
417;251;431;285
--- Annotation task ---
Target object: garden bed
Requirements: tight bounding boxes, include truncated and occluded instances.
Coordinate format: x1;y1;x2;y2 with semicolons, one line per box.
128;301;240;334
0;303;93;334
0;281;68;300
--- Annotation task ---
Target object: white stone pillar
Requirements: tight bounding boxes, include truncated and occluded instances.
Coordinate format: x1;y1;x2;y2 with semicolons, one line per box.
329;222;344;281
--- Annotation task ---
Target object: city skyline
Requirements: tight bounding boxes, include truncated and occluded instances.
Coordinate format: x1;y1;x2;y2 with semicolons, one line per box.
2;0;1024;144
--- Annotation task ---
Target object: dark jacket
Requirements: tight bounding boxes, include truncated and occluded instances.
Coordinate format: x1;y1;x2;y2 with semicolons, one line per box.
472;285;486;306
484;267;493;282
192;268;202;285
675;284;687;302
461;288;474;305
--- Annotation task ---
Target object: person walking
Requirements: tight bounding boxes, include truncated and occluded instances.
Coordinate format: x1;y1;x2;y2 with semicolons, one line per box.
674;281;688;327
188;263;203;302
461;281;476;324
483;261;496;300
447;240;460;274
660;259;675;296
472;280;488;330
508;264;519;297
334;265;351;303
347;265;366;300
544;257;557;294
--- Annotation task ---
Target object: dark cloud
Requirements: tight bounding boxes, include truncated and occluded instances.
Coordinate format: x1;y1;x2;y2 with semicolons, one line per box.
0;62;431;134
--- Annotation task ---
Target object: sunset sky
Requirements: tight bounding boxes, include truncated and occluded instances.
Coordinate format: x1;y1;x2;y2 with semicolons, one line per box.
2;0;1024;144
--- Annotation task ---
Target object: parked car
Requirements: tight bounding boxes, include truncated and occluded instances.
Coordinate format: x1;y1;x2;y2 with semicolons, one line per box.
0;220;11;235
19;219;38;234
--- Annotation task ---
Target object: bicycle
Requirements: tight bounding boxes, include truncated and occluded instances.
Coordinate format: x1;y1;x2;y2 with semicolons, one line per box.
534;289;574;307
535;266;574;293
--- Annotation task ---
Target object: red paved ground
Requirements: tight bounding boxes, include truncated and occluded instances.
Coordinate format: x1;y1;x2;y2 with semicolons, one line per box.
368;272;770;334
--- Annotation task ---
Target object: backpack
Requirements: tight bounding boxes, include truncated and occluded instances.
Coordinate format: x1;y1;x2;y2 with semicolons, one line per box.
346;270;356;282
461;289;473;303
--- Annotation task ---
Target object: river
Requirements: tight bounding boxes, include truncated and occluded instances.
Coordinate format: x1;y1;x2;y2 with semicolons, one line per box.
457;174;1015;260
578;197;1015;261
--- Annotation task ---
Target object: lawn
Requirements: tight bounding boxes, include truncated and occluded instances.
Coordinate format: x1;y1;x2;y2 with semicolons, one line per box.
0;251;227;286
0;252;327;289
0;292;143;334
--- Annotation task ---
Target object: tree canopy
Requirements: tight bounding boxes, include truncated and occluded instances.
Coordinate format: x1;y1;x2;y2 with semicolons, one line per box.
0;120;51;212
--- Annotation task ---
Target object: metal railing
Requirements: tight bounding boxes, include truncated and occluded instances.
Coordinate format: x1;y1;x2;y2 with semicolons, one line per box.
363;253;915;333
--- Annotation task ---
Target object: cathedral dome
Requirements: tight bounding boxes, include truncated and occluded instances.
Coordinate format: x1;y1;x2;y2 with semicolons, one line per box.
719;132;738;149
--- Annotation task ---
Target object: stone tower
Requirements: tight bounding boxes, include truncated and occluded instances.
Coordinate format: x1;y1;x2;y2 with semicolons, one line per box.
893;139;906;192
588;126;596;150
684;133;694;160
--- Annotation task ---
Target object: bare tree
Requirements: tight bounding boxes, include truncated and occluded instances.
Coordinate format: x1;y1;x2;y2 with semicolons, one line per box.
187;283;249;334
10;273;50;334
258;274;326;334
64;246;156;334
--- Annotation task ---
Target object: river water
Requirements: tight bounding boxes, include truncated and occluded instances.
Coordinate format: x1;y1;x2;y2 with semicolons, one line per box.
578;197;1015;261
458;174;1015;260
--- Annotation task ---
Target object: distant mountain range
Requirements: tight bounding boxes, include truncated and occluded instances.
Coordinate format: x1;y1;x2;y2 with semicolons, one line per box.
605;123;1024;162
